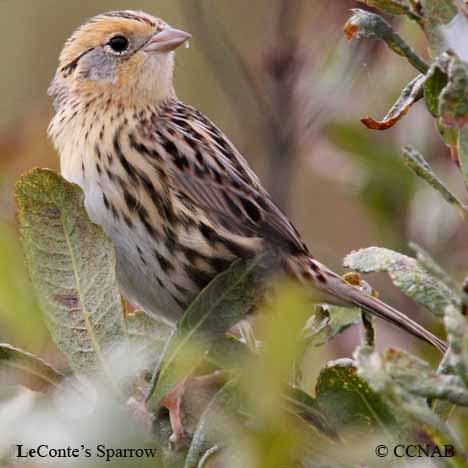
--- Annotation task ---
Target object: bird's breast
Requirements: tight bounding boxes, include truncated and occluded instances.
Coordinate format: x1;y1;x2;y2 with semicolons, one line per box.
52;102;263;323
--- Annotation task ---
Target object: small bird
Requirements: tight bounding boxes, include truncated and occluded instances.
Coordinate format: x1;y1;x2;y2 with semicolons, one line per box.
49;10;446;439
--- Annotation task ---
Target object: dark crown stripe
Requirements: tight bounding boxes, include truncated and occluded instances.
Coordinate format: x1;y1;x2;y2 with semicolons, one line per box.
100;11;156;27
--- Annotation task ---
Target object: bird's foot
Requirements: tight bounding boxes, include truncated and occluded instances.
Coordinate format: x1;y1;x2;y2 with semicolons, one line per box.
159;371;226;447
160;378;187;446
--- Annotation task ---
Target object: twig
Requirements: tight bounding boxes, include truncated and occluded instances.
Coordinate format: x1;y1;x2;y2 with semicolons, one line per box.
180;0;306;210
262;0;305;209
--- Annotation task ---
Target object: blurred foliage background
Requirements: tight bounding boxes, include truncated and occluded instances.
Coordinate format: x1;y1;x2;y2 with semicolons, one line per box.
0;0;465;392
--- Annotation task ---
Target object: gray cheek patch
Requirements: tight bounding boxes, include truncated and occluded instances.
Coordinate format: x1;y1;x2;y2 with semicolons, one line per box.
79;48;118;82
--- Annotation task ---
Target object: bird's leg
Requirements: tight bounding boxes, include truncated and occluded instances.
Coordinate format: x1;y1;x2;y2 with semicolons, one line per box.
160;371;226;445
160;377;187;445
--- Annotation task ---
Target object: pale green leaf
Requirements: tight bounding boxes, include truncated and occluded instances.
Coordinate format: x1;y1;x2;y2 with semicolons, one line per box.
344;247;460;317
16;169;125;383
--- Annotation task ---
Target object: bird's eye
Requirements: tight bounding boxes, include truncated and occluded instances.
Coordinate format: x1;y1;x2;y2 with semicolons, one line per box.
108;35;130;53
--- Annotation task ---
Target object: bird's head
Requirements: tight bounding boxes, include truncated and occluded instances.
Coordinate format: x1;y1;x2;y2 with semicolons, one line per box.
49;10;191;109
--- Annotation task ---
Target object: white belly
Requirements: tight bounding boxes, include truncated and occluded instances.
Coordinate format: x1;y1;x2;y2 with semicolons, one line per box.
60;144;187;325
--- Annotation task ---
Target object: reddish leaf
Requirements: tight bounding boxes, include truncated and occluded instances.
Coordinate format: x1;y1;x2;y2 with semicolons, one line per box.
361;75;425;130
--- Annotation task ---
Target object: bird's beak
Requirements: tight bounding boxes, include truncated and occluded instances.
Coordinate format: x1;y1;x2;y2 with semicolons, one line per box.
144;26;191;53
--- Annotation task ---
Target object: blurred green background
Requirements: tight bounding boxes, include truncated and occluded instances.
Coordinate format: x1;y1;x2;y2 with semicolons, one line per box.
0;0;465;366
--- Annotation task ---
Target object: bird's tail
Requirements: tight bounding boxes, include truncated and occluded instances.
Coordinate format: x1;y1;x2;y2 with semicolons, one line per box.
285;255;447;354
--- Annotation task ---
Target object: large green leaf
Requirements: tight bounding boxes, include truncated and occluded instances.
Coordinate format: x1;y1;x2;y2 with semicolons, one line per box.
315;359;397;431
344;247;460;318
146;256;264;410
0;343;64;392
16;169;126;382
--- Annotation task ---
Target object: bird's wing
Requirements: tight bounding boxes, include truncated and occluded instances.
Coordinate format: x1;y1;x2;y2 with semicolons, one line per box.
150;101;308;255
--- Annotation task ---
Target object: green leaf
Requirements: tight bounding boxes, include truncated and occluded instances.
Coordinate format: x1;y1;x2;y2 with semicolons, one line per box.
344;9;429;73
0;343;64;392
361;74;425;130
344;246;461;318
15;169;126;383
304;305;362;347
440;53;468;129
382;348;468;406
146;257;264;410
424;63;449;117
402;145;468;220
315;359;397;430
357;0;423;20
